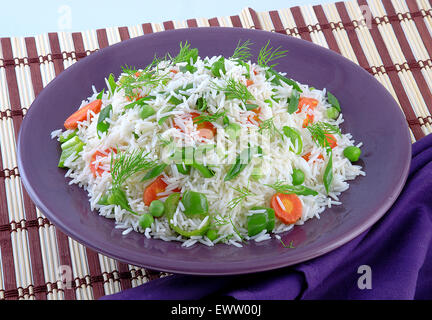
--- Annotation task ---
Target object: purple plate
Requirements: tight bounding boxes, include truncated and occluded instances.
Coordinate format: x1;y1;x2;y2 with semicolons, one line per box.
17;27;411;275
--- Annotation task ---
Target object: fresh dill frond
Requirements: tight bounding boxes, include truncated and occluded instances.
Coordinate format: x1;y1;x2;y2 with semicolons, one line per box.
212;215;245;241
264;181;318;196
227;185;256;210
278;238;295;248
257;40;288;68
213;215;231;227
170;41;198;65
193;111;226;125
110;149;157;187
212;78;255;105
157;133;174;147
231;39;253;62
258;117;284;139
306;121;341;152
119;63;170;99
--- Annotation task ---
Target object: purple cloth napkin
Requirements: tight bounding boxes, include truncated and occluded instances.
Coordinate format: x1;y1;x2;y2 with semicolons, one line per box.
101;134;432;300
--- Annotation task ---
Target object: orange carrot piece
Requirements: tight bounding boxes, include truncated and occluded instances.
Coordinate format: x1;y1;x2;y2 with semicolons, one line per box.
325;133;338;149
90;148;116;178
174;112;217;140
302;114;314;128
247;107;261;125
64;99;102;130
296;97;318;114
270;193;303;225
302;152;324;162
143;176;168;206
246;79;254;87
143;175;181;206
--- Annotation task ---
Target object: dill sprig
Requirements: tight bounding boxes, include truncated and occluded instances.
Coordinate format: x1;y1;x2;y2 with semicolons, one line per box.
231;40;253;62
170;41;198;65
264;181;318;196
258;117;284;139
212;78;255;105
257;40;288;69
213;215;245;241
157;133;174;147
119;62;170;99
227;185;256;210
279;238;295;248
306;121;341;153
193;111;226;125
110;149;157;187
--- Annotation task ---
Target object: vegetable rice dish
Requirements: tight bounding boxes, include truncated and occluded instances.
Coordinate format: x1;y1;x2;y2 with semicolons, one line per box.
51;41;364;247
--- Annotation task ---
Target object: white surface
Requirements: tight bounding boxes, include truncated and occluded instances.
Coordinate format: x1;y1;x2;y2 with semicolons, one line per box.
1;0;336;37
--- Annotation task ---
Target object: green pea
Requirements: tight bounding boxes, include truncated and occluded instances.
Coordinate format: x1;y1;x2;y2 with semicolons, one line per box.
292;169;305;186
343;146;362;162
326;107;340;120
140;104;156;119
139;213;154;229
149;200;165;217
206;229;218;241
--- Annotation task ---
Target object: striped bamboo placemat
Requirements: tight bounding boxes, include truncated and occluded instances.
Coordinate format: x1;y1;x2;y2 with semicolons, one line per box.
1;0;431;300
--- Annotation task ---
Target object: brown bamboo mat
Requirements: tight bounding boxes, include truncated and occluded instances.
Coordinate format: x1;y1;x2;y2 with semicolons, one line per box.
1;0;432;300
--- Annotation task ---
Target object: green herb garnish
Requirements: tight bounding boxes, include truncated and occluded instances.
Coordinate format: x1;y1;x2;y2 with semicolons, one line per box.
257;40;288;69
323;149;333;194
226;185;256;210
97;104;112;138
264;181;318;196
278;238;295;248
211;57;226;77
287;89;300;114
231;39;253;62
212;78;255;106
193;111;226;125
107;74;117;97
224;146;262;181
327;91;341;112
111;149;156;188
170;41;198;65
282;126;303;155
259;118;283;139
119;63;169;100
306;122;341;153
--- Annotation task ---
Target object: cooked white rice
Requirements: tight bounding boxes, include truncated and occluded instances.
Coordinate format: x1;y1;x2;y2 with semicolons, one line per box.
53;49;365;247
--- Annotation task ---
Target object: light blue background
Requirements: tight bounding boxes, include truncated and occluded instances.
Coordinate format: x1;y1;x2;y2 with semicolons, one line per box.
0;0;335;37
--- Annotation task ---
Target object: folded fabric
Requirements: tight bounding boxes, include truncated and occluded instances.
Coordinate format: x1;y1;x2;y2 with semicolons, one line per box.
101;134;432;300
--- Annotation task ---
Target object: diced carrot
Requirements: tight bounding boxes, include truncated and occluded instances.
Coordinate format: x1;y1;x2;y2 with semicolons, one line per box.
246;79;254;87
174;112;217;140
325;133;338;149
170;69;179;74
90;148;116;178
253;70;258;75
302;152;324;162
247;107;261;125
64;99;102;130
297;97;318;128
143;175;181;206
126;92;143;102
302;114;314;128
270;193;303;225
296;97;318;114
